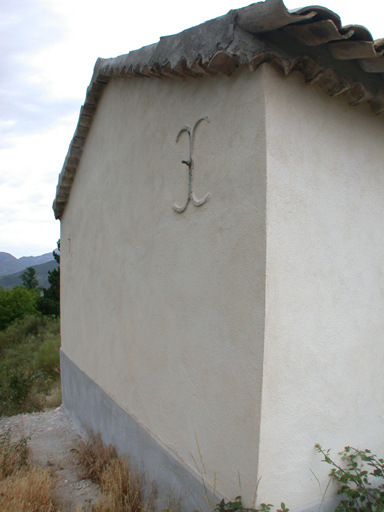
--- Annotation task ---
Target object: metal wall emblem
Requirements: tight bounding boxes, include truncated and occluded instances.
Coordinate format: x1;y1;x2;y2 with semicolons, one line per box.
173;117;210;213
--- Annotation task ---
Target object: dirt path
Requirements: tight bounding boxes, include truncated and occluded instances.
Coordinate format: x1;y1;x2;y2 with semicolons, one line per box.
0;406;100;511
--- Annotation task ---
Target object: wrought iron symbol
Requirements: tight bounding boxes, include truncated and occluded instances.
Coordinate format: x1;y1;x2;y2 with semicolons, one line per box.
173;117;210;213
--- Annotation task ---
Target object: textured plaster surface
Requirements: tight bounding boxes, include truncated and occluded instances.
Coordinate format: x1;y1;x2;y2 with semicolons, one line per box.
60;67;267;504
257;65;384;509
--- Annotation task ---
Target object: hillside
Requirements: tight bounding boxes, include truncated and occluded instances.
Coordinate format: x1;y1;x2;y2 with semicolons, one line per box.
0;251;54;276
0;260;58;289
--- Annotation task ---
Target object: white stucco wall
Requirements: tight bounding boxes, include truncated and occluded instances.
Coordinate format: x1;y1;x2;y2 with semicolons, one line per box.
257;65;384;509
60;68;267;503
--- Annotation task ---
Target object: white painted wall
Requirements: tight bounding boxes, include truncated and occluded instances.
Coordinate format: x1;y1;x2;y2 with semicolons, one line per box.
257;65;384;510
60;68;267;503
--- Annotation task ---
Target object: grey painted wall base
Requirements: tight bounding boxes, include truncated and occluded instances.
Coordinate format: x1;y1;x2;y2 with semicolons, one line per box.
61;350;221;511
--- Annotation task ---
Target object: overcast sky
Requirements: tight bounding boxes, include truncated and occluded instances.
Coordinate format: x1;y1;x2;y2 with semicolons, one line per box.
1;0;383;258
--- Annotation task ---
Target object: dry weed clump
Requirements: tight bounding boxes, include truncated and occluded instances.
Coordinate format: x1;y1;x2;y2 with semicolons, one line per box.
0;428;29;479
76;431;158;512
94;457;157;512
0;465;59;512
0;428;60;512
76;431;118;484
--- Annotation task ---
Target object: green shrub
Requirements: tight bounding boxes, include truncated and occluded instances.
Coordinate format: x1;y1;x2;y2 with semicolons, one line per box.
316;444;384;512
216;497;289;512
18;314;45;337
0;367;34;415
0;315;61;416
0;287;38;331
0;315;47;352
34;335;61;377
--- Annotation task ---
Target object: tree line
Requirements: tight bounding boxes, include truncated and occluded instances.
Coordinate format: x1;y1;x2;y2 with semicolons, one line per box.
0;241;60;331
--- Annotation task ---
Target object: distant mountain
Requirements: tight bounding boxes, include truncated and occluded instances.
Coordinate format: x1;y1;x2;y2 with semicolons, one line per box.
0;260;59;289
0;251;54;277
0;253;17;275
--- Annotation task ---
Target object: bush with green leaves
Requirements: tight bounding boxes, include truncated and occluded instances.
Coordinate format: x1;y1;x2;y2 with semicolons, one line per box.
0;315;44;355
0;315;61;416
0;286;38;331
0;367;34;413
34;334;61;377
316;444;384;512
215;496;289;512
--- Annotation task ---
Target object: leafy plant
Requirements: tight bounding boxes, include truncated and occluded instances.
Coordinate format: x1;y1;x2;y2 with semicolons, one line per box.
0;315;46;353
0;315;61;416
0;367;34;411
316;444;384;511
34;334;61;377
0;286;38;330
215;496;289;512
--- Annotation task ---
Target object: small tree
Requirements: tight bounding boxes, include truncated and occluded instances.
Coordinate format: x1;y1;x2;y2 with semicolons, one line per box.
37;240;60;317
20;266;39;290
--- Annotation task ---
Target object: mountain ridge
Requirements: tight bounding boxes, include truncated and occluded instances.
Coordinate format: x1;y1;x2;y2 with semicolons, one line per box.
0;251;54;277
0;260;59;289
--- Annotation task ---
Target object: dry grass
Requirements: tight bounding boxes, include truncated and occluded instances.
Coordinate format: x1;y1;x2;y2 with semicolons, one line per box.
76;431;118;485
76;431;158;512
44;380;62;409
93;457;157;512
0;426;182;512
24;379;62;414
0;428;29;479
0;466;60;512
0;428;61;512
